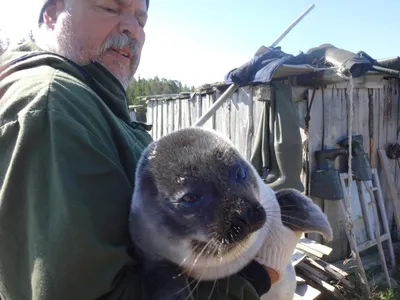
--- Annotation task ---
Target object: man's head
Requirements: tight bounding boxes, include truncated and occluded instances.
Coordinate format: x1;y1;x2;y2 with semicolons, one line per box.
37;0;149;89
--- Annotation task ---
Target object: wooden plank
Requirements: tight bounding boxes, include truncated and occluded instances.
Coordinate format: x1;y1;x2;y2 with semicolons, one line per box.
296;244;325;259
385;79;398;231
349;179;369;245
356;181;374;242
296;267;345;300
369;88;379;169
307;88;324;244
339;173;371;297
297;261;330;282
180;98;188;129
378;149;400;238
377;85;392;231
146;100;154;137
371;168;397;268
162;98;169;135
394;80;400;212
174;99;181;135
230;90;238;145
215;90;232;139
167;100;174;134
236;86;250;156
201;93;213;130
298;238;333;256
157;100;163;139
357;233;390;252
363;180;393;289
308;257;349;278
246;86;254;161
303;257;355;292
320;87;348;261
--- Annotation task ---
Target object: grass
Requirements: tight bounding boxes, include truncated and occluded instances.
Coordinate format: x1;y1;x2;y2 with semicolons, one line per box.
368;285;400;300
344;264;400;300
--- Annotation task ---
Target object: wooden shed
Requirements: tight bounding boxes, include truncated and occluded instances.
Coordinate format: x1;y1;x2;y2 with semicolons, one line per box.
138;49;400;265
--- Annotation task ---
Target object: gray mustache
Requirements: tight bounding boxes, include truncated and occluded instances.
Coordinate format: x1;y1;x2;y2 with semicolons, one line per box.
102;33;139;58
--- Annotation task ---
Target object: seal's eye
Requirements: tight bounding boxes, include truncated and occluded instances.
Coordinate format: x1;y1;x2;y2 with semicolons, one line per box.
180;193;198;204
236;167;247;181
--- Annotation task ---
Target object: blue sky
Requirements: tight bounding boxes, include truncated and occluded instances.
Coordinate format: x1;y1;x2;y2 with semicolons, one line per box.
1;0;398;87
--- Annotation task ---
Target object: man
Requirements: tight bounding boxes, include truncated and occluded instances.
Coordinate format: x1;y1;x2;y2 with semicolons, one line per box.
0;0;296;299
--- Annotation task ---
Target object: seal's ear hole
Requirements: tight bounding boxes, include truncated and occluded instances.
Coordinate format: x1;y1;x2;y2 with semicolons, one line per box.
191;165;199;176
236;167;247;181
215;149;225;160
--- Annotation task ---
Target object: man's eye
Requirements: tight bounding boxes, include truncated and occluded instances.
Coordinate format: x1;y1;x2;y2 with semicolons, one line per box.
99;6;118;14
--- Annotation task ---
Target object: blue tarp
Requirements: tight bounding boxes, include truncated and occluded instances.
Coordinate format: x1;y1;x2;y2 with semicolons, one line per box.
224;48;307;85
224;44;375;86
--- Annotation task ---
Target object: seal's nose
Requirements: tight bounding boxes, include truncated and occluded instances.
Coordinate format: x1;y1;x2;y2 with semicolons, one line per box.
225;202;267;244
239;203;266;233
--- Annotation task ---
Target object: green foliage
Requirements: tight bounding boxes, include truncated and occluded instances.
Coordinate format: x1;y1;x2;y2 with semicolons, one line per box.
126;75;196;105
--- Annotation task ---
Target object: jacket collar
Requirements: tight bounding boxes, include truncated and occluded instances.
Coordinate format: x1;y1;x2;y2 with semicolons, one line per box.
3;41;132;123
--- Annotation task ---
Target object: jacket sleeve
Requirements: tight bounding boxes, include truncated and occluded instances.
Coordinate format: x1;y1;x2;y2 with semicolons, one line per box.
0;82;146;299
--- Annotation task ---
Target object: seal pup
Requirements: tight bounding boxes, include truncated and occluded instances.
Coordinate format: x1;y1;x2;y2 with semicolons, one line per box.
129;127;280;299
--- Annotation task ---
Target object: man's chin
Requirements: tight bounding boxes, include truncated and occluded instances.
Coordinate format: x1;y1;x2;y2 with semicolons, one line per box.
97;61;134;89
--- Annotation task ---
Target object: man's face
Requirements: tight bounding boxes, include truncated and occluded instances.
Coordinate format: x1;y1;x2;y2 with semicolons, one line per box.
47;0;147;89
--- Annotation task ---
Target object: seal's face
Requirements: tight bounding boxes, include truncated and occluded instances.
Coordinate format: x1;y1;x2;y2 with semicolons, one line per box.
130;127;273;280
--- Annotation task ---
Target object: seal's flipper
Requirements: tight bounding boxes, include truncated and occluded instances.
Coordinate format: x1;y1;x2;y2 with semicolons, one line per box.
275;188;333;242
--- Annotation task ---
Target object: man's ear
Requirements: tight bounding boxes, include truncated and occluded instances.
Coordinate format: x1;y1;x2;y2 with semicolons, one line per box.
275;188;333;242
42;0;65;29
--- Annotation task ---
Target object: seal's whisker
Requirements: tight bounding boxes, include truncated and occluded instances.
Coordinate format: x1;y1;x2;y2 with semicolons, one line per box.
183;245;217;300
178;238;214;280
206;246;220;300
208;279;218;300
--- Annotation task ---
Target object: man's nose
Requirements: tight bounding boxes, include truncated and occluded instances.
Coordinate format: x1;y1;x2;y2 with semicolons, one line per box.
118;13;143;41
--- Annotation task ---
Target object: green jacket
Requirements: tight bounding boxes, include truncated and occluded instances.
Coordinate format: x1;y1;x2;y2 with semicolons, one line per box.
0;43;262;300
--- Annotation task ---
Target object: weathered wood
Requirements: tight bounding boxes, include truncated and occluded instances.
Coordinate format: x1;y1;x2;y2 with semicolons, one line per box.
305;257;355;291
307;88;325;245
296;265;346;300
297;261;331;282
370;168;397;268
162;98;169;135
363;180;392;289
297;238;333;257
339;174;371;297
308;87;349;260
378;149;400;238
377;85;393;230
193;83;239;127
